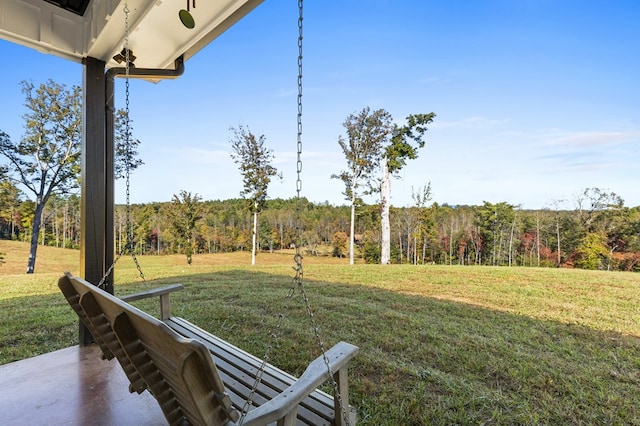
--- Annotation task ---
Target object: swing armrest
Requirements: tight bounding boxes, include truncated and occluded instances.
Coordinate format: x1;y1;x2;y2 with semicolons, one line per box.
120;284;183;320
239;341;359;426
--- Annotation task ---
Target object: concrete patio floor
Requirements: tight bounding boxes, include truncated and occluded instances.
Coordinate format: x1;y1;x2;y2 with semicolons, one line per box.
0;344;166;425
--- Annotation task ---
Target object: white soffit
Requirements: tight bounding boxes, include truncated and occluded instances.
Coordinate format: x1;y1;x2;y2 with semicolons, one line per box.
0;0;264;69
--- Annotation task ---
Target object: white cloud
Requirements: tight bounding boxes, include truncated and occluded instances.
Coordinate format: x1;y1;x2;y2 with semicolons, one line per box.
545;131;638;148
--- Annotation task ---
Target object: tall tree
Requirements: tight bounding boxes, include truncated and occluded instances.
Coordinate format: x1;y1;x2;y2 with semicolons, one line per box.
229;125;280;265
475;201;516;265
549;198;567;265
0;80;82;273
411;183;434;264
168;190;202;265
332;107;392;265
380;113;435;264
0;80;143;273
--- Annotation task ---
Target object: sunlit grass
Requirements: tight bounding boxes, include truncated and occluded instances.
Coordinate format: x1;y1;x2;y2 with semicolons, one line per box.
1;240;639;424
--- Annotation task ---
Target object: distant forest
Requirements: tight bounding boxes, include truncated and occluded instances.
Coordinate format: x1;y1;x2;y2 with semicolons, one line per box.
1;187;639;271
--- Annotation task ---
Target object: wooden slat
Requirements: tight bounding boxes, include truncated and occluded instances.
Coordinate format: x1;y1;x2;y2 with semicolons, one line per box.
79;292;147;393
119;284;184;302
112;312;185;425
166;317;336;425
58;276;114;360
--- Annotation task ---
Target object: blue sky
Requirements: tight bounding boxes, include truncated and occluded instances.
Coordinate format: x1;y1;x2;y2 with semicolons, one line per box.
1;0;639;209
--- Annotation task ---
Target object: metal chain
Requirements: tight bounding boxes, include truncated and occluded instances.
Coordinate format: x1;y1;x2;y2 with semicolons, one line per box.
99;4;145;288
296;0;303;199
240;1;305;415
291;0;305;289
238;313;284;424
123;4;146;283
290;1;351;424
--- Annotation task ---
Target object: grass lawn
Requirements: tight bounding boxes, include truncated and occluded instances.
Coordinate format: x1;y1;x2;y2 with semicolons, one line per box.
1;240;639;425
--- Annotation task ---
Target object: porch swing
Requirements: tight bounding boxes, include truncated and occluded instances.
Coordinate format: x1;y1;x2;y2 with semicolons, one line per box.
59;2;358;425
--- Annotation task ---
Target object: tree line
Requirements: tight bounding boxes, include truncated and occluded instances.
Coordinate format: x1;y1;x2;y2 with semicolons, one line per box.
2;79;639;272
2;187;640;271
1;78;436;272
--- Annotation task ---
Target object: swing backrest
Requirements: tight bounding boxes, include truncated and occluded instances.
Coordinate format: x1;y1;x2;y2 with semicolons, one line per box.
58;273;239;426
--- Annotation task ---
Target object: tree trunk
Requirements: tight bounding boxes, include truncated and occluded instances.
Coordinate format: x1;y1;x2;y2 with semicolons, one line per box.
27;199;45;274
252;204;258;266
508;216;516;267
11;209;16;239
380;159;391;264
40;219;45;246
63;203;68;248
422;238;427;264
536;213;541;267
556;215;561;266
349;194;355;265
406;222;411;263
449;220;453;265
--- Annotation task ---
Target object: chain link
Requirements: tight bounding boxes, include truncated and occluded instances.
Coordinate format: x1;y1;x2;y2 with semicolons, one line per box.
291;1;350;424
296;0;303;196
239;2;307;419
237;313;285;424
123;5;146;284
99;4;145;287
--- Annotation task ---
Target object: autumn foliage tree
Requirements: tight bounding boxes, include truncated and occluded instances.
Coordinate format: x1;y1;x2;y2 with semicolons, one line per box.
167;190;202;265
574;232;609;270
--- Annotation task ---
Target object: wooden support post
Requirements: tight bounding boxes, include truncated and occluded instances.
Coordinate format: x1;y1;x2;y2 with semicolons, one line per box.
334;367;350;426
119;284;184;321
159;294;172;320
277;408;298;426
80;56;112;345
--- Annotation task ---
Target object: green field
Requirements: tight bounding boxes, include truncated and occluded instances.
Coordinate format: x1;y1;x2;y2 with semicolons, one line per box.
1;240;639;425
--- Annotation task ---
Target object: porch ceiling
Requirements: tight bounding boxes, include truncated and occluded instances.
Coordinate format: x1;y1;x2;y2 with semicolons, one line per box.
0;0;264;69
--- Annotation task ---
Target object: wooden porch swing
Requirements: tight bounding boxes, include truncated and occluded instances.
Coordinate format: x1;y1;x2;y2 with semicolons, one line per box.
57;1;358;425
58;273;358;425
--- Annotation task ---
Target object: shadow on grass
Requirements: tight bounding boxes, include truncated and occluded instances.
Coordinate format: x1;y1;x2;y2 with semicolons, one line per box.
3;269;640;425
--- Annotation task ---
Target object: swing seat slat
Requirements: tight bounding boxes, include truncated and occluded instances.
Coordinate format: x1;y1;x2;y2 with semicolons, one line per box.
58;273;358;426
166;317;353;425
